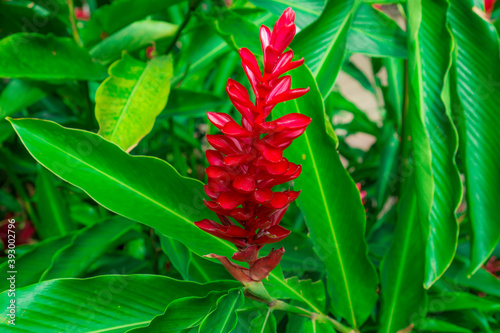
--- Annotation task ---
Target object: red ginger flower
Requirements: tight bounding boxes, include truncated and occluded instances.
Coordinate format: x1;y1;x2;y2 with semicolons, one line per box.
485;0;497;18
195;8;311;284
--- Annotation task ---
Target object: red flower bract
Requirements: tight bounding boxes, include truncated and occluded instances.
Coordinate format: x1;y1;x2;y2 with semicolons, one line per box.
195;8;311;283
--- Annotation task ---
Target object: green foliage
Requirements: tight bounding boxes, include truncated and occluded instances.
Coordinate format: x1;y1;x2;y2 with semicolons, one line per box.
1;0;499;332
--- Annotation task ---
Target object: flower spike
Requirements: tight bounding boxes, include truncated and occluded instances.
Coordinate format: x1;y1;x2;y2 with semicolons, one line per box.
195;8;311;284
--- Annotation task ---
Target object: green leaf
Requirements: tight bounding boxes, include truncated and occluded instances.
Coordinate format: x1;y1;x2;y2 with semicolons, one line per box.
428;292;500;313
348;3;407;58
0;275;239;332
129;290;227;332
161;89;224;117
249;309;277;333
248;0;326;29
379;1;447;330
96;54;173;152
414;319;473;333
445;256;500;298
35;166;74;239
212;10;261;54
449;0;500;274
267;268;326;313
199;288;245;333
0;33;106;80
286;315;336;333
409;0;460;288
159;234;192;279
89;21;177;64
40;216;136;280
0;234;73;292
292;0;360;97
8;117;235;259
274;65;378;328
0;80;49;118
80;0;182;47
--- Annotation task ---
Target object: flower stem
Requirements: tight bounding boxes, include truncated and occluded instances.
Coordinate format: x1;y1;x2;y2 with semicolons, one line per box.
243;282;357;333
66;0;83;46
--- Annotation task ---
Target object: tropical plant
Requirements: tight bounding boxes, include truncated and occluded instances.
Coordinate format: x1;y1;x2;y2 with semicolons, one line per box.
0;0;499;332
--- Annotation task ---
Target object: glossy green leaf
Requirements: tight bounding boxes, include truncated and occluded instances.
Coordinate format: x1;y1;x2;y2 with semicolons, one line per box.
248;0;326;29
0;80;49;118
267;270;326;313
379;1;442;330
130;290;227;332
274;65;378;328
410;0;460;287
96;54;173;152
292;0;360;97
89;21;177;64
40;216;136;280
0;234;73;292
0;275;238;332
161;89;224;117
428;292;500;313
348;3;407;58
286;315;336;333
80;0;183;47
0;1;68;37
445;256;500;298
199;288;245;333
449;0;500;274
414;319;473;333
8;117;235;258
159;234;192;279
212;10;262;54
0;33;106;80
35;166;74;239
249;309;277;333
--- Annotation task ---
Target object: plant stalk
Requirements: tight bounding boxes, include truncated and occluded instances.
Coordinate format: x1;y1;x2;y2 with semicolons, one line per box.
244;282;357;333
67;0;83;47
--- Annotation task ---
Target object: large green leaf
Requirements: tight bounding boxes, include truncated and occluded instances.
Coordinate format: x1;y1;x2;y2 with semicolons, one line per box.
35;166;74;239
348;3;407;58
40;216;136;280
0;234;73;292
8;117;234;258
292;0;360;97
89;21;177;64
249;309;277;333
0;275;238;332
96;54;173;152
411;0;460;287
199;288;245;333
130;290;227;332
80;0;183;47
274;66;378;328
449;0;500;274
267;267;326;313
379;1;445;330
248;0;326;29
0;34;106;80
445;256;500;298
428;292;500;313
212;10;261;55
414;319;473;333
